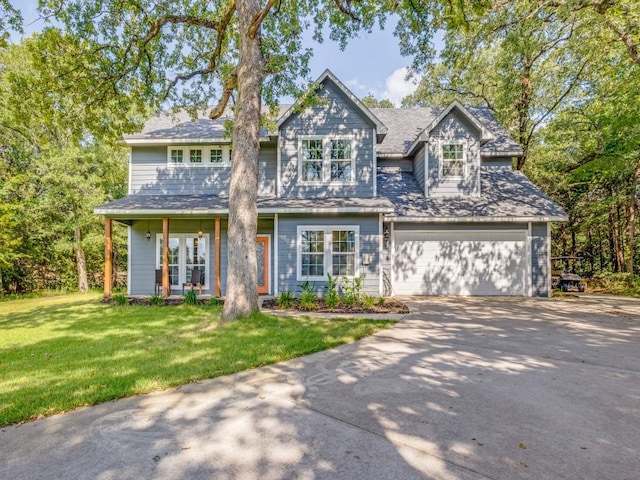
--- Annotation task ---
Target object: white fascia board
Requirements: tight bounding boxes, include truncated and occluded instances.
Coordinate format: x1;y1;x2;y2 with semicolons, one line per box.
384;215;568;223
481;150;524;157
96;206;395;216
122;137;272;146
376;153;407;159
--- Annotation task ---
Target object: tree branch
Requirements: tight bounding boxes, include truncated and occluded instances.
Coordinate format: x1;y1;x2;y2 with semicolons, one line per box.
209;70;238;120
248;0;277;39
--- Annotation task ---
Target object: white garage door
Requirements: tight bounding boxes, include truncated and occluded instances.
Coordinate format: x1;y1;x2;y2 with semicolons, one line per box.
393;230;528;295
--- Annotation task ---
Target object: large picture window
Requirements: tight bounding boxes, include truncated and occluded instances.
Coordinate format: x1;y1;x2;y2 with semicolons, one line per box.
157;233;209;289
442;144;464;177
297;226;359;281
299;137;354;183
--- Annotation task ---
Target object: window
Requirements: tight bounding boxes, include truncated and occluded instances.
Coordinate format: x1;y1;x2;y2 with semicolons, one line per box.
157;233;208;289
442;144;464;177
330;140;352;181
167;146;231;166
210;149;223;164
170;149;184;164
297;226;359;281
301;139;323;182
299;137;354;183
190;149;203;163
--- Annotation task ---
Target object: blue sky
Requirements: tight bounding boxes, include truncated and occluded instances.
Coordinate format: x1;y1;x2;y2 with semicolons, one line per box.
13;2;421;106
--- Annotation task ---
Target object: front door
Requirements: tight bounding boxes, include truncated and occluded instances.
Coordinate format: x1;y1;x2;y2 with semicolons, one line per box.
256;236;270;294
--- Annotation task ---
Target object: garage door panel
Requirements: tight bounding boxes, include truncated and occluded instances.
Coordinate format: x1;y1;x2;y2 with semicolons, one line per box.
393;231;527;296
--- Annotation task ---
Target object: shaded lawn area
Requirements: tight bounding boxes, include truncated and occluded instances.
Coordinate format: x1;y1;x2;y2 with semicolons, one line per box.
0;293;394;427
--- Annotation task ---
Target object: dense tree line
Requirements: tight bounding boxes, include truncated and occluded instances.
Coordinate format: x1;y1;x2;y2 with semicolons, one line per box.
403;0;640;278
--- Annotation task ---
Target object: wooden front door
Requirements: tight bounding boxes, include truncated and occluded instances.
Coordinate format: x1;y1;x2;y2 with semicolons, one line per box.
256;236;270;295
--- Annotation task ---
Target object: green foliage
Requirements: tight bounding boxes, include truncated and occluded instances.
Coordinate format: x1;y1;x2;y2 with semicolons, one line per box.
112;293;129;306
361;294;375;310
299;281;317;311
377;296;386;306
324;274;340;308
361;94;395;108
183;290;199;306
149;295;165;306
342;275;365;308
276;290;295;309
0;292;393;426
207;296;224;306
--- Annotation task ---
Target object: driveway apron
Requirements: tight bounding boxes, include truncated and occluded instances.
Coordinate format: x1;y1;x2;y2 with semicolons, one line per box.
1;295;639;479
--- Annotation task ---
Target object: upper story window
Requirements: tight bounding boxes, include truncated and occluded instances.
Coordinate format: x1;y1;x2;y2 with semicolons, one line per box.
442;144;464;177
167;146;231;167
299;136;355;184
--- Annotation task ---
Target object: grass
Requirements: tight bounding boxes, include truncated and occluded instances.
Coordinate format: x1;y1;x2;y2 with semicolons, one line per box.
0;292;394;427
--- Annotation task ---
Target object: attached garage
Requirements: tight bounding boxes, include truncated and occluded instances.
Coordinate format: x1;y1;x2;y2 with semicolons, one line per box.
392;229;528;296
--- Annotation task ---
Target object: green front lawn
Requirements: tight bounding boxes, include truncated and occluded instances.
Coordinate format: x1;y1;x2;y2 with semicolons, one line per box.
0;293;394;426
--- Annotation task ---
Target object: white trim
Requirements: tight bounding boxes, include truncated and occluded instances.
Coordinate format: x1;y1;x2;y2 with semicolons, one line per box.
547;223;552;298
378;214;383;296
297;135;356;185
127;225;132;295
274;214;279;296
527;222;533;297
373;128;377;197
276;136;281;197
424;146;428;197
122;137;269;146
155;232;211;291
389;222;395;296
439;141;466;180
127;148;132;195
96;206;394;216
166;145;232;167
384;215;568;223
296;225;360;282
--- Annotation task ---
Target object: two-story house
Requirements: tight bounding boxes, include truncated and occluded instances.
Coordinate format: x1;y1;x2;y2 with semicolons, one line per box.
95;70;567;298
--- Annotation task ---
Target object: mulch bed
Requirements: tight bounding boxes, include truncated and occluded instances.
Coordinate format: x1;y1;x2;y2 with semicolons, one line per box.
261;298;409;314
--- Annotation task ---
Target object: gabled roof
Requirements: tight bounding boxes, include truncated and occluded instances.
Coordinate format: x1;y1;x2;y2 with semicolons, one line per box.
406;101;495;156
378;167;567;222
276;69;388;141
371;107;523;157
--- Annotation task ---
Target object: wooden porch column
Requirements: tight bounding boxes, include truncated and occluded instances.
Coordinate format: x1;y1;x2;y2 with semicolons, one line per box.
104;218;113;297
214;217;221;297
162;218;170;297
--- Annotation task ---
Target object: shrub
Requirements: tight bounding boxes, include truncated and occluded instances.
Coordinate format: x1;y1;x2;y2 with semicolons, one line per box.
342;275;364;307
362;294;375;309
276;290;295;309
207;296;224;306
324;274;340;308
149;294;165;306
112;293;129;306
183;290;199;305
299;281;317;311
377;296;386;306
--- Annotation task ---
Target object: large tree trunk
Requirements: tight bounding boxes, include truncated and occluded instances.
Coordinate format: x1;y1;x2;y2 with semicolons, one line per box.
222;0;263;320
75;228;89;293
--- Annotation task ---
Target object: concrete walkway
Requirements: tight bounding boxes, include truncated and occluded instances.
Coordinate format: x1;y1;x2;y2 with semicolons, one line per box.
1;295;639;479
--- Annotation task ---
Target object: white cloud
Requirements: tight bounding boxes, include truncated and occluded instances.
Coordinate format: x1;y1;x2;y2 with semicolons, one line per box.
345;78;369;95
382;67;419;106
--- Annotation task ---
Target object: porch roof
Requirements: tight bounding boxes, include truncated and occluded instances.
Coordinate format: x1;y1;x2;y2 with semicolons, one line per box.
94;194;394;217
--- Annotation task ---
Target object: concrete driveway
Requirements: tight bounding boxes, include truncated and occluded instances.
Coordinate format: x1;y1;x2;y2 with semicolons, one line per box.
1;295;639;479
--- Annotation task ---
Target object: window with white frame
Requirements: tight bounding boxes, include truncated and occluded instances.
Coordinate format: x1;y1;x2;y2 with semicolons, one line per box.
297;226;359;281
299;137;354;183
442;143;464;177
157;233;209;288
167;146;231;166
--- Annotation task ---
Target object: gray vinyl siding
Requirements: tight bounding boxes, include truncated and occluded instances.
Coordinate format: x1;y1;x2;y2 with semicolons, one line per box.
413;145;426;193
279;80;376;198
128;218;274;296
129;145;277;196
482;156;514;168
276;214;381;296
426;110;481;197
377;158;413;172
531;222;551;297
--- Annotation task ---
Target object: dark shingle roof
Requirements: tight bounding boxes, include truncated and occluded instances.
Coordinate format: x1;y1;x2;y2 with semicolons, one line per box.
378;168;567;221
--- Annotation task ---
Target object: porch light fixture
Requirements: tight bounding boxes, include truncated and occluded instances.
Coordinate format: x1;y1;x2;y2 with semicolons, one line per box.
198;220;203;239
383;226;390;249
146;220;151;242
